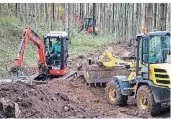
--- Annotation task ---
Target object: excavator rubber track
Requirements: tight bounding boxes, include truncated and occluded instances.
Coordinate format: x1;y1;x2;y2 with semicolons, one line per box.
0;69;78;85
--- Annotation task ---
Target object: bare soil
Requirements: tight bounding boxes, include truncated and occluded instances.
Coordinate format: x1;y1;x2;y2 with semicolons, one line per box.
0;41;170;118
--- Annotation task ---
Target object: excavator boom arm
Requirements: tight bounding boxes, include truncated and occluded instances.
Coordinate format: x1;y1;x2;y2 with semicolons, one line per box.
14;26;47;68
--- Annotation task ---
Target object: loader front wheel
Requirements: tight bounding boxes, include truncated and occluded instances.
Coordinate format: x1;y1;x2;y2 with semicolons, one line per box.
106;80;128;106
137;85;161;116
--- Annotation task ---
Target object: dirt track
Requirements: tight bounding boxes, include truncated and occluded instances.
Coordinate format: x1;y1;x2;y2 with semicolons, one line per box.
41;76;170;118
0;42;170;118
0;77;170;118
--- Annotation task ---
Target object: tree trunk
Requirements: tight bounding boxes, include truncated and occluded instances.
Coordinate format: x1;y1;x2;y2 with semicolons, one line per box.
34;3;37;32
19;4;23;24
165;4;167;30
25;3;28;24
15;3;18;17
68;3;73;43
145;3;153;31
132;3;136;38
55;4;58;22
30;4;33;24
122;4;126;39
58;4;60;22
159;3;166;30
153;3;157;30
112;3;115;33
38;3;40;22
64;3;68;31
48;4;52;30
125;3;129;38
45;4;48;32
52;3;55;22
93;3;96;34
103;4;106;32
100;3;103;30
80;3;82;18
138;3;142;33
97;4;100;28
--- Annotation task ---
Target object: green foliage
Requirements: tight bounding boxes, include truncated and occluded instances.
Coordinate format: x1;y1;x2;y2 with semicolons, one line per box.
69;31;118;58
0;14;25;37
0;14;37;76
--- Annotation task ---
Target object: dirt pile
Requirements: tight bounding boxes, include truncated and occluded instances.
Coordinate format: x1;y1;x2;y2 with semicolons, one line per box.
0;82;95;118
41;77;170;118
110;41;136;57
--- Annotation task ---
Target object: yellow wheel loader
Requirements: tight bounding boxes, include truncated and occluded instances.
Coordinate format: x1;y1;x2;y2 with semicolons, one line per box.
106;29;171;115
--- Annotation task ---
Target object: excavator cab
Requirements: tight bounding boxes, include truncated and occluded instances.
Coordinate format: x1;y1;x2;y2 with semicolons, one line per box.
84;17;96;33
43;31;69;76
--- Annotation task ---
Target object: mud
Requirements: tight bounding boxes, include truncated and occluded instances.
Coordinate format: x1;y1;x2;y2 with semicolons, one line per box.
0;82;98;118
41;77;170;118
0;78;169;118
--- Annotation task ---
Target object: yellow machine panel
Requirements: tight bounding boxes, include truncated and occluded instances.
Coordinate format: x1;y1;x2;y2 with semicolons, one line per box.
150;64;171;88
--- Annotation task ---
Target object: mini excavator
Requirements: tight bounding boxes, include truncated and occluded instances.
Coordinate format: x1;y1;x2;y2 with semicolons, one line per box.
83;17;98;34
60;15;99;34
10;26;74;81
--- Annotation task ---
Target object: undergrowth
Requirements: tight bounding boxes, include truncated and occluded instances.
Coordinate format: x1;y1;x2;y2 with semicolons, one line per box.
69;30;119;58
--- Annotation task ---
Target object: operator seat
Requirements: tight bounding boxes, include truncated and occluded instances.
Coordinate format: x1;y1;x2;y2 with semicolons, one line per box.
52;53;61;66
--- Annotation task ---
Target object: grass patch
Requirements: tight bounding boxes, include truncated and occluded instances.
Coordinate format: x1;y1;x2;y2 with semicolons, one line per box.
69;31;119;58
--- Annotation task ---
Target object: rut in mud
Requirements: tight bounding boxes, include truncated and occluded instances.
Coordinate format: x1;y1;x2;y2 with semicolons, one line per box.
0;42;170;118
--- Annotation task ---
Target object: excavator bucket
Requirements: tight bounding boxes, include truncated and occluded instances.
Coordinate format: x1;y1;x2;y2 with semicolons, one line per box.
10;67;19;80
6;65;77;85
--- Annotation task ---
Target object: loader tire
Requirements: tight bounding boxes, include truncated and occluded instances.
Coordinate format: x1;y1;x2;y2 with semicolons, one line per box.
106;80;128;106
137;85;161;116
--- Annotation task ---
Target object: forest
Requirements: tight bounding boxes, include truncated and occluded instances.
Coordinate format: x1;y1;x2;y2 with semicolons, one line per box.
0;3;170;118
0;3;171;39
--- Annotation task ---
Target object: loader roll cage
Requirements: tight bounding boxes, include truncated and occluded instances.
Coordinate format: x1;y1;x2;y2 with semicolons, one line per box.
136;31;171;79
